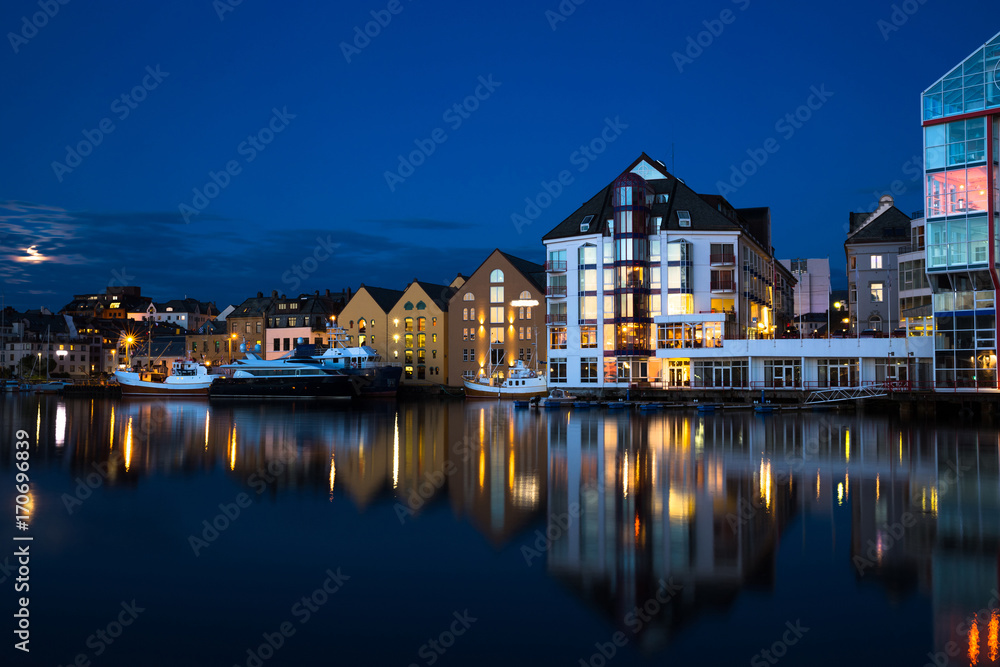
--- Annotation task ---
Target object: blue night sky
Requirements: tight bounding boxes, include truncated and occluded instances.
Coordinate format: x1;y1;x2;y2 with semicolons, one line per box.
0;0;996;311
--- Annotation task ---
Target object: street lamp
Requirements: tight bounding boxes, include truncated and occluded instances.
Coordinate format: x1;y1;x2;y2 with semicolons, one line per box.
229;333;237;364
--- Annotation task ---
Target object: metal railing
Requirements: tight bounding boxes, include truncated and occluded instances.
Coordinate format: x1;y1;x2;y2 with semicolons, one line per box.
546;314;567;324
709;253;736;265
546;286;567;297
710;281;735;292
545;260;567;272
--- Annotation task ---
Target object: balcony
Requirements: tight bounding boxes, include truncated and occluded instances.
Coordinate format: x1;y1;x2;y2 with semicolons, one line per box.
710;253;736;266
545;260;567;272
546;285;567;297
546;314;567;325
710;280;735;292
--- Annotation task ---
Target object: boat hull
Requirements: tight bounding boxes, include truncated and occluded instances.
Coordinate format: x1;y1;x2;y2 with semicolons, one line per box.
463;379;548;399
115;371;213;397
209;374;358;399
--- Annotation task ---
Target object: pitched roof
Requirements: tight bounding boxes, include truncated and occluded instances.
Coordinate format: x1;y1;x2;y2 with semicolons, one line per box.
542;153;772;252
356;285;405;313
846;205;912;244
496;250;545;291
412;281;459;311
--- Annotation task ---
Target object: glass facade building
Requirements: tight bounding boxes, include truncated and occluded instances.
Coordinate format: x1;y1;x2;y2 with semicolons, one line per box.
922;32;1000;388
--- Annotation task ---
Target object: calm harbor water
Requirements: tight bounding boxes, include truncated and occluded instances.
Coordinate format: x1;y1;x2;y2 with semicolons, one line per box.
1;396;998;666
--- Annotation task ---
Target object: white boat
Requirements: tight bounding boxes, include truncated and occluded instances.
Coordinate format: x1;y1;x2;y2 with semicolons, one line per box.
464;360;547;399
25;381;71;394
538;388;577;408
114;359;216;397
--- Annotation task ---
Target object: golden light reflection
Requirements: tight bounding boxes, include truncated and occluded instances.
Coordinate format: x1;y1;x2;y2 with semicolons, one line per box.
759;459;772;509
124;417;133;472
508;449;514;491
204;411;210;451
36;402;41;445
899;433;903;462
970;616;980;665
634;513;640;540
668;489;694;520
988;609;998;662
837;482;844;506
478;447;485;489
816;470;821;500
845;429;850;462
392;412;399;489
229;426;236;471
845;473;849;500
109;405;115;449
876;474;880;502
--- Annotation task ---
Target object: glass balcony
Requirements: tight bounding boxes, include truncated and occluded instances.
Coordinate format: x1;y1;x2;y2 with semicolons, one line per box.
545;260;567;272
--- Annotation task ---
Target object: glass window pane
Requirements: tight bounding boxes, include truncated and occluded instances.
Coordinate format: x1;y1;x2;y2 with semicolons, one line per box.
925;125;946;147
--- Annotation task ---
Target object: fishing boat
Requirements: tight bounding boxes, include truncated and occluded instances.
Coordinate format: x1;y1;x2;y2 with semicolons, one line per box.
115;359;217;397
311;324;402;397
464;360;547;399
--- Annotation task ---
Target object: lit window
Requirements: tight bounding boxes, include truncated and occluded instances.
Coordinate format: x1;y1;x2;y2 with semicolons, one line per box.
490;269;504;283
870;282;884;303
677;211;691;227
870;255;883;269
463;293;475;301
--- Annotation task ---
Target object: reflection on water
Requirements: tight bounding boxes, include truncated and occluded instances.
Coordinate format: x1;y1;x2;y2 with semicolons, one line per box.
2;396;999;665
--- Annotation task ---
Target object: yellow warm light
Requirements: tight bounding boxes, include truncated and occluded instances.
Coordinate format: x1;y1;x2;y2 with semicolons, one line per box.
109;406;115;450
229;426;237;471
970;618;980;666
329;452;336;493
478;447;485;489
759;460;772;509
124;417;133;472
845;430;850;461
816;470;821;500
837;482;844;505
623;451;629;498
876;474;880;502
988;609;998;662
204;411;210;451
668;489;694;520
508;449;514;491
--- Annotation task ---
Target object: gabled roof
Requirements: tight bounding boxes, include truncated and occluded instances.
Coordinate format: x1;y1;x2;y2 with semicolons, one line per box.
356;285;405;313
845;204;911;244
922;29;1000;94
495;250;545;292
230;296;274;318
410;281;459;311
542;153;773;252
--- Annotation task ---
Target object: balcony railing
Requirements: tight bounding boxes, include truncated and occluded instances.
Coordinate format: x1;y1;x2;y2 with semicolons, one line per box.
709;253;736;265
546;285;567;297
546;314;567;324
545;260;567;272
710;280;735;292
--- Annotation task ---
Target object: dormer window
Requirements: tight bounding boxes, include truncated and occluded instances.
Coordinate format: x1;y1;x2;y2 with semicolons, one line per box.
580;215;594;233
677;210;691;227
655;194;668;204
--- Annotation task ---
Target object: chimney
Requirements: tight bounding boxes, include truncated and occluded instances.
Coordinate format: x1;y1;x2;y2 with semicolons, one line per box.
272;290;278;298
325;289;331;297
257;292;263;298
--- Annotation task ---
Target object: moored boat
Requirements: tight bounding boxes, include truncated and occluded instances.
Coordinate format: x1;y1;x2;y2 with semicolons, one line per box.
464;360;547;399
114;360;216;397
214;350;357;399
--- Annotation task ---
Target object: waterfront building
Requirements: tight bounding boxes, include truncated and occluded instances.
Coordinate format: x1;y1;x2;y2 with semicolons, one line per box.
59;286;151;322
778;257;831;317
386;277;465;384
542;153;802;390
227;291;275;356
186;320;234;368
2;311;96;378
845;195;912;335
446;249;546;386
339;285;405;357
133;298;218;331
263;290;349;360
898;215;933;336
921;31;1000;388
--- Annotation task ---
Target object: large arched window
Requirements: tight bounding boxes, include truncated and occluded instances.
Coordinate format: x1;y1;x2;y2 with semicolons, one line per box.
358;318;367;333
463;293;475;301
868;314;882;332
519;290;531;299
490;269;504;283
